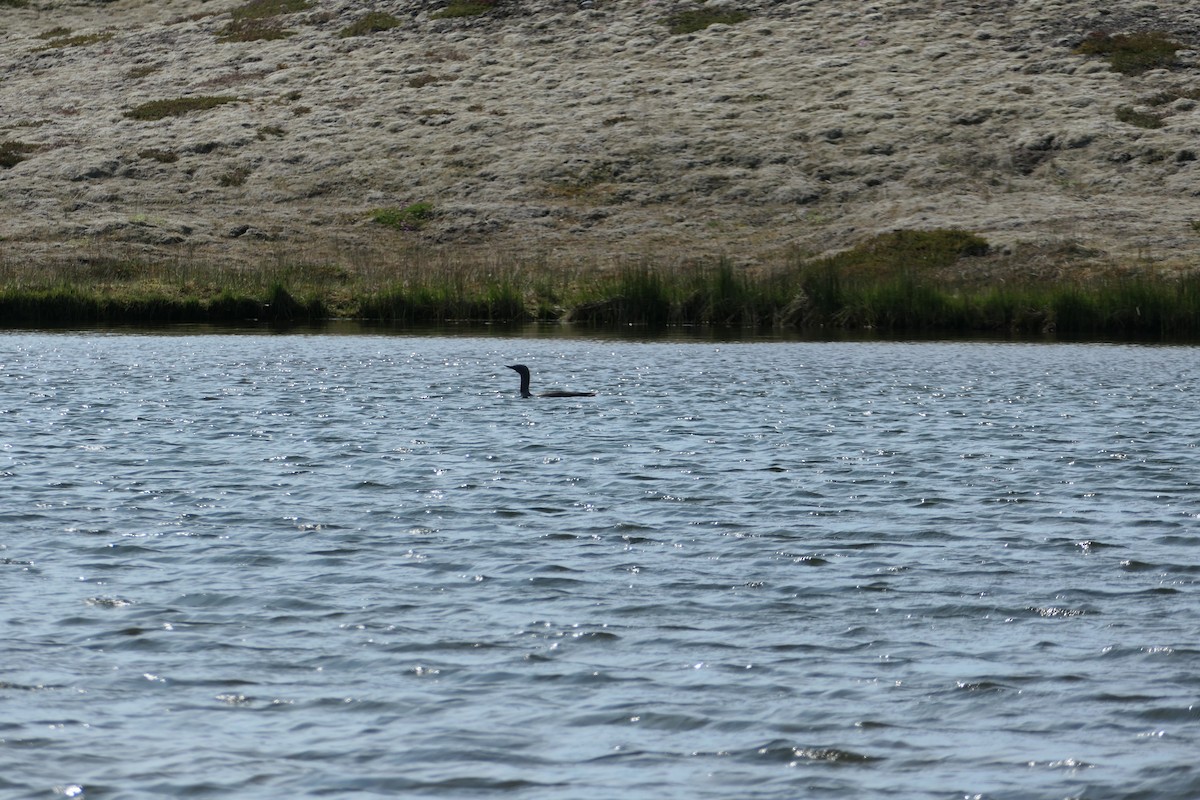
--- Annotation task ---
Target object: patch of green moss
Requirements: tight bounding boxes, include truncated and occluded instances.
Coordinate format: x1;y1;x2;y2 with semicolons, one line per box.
229;0;312;20
370;202;436;231
218;18;293;41
817;229;991;277
432;0;496;19
1115;105;1165;129
339;11;401;37
1074;31;1182;76
125;96;240;121
0;0;31;7
665;7;750;35
127;64;161;80
218;166;253;187
34;28;114;50
218;0;313;41
1144;87;1200;106
0;140;36;169
138;148;179;163
545;162;620;202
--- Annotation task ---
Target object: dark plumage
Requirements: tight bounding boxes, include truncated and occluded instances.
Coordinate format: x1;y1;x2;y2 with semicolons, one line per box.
507;364;595;398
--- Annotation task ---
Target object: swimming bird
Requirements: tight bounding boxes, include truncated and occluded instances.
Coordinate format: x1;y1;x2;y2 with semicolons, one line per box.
507;364;595;398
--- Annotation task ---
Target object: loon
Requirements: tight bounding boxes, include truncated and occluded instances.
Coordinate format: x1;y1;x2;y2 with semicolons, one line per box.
507;364;596;398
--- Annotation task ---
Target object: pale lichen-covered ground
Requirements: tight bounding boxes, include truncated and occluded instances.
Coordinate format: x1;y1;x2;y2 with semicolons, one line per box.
2;0;1199;275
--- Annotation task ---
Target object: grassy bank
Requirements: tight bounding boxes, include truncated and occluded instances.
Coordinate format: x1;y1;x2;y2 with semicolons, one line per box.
2;231;1198;339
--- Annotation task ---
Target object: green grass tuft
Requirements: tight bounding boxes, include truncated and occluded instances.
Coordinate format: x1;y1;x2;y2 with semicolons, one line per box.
218;166;253;187
816;229;991;275
34;29;114;50
1115;105;1165;129
229;0;312;20
339;11;402;37
138;148;179;163
0;284;314;328
432;0;496;19
217;18;294;41
359;281;526;324
218;0;313;41
125;96;240;121
370;202;436;231
1144;87;1200;107
1;140;36;169
665;7;750;35
1074;31;1182;76
127;64;161;80
568;265;673;325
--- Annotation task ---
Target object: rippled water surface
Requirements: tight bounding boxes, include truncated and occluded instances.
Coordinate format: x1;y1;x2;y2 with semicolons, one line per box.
3;332;1199;799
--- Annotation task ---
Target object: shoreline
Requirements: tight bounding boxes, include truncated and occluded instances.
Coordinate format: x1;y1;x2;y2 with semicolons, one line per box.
3;230;1198;340
5;318;1194;347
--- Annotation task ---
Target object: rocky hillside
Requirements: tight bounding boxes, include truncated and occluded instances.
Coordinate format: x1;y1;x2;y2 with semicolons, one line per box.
2;0;1200;274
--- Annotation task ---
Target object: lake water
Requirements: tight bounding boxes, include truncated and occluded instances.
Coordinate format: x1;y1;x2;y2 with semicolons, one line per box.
2;331;1198;800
